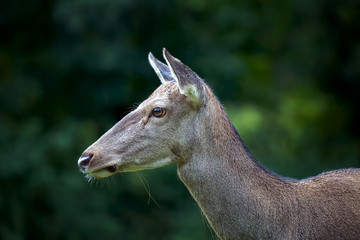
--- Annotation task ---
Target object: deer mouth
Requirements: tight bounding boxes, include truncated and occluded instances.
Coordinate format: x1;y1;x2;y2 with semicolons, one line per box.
88;165;118;178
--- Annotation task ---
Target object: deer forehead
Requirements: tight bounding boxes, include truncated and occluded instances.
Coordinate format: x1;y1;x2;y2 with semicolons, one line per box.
141;82;186;107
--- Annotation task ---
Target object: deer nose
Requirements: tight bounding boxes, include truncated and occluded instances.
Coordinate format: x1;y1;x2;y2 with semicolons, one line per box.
78;153;93;170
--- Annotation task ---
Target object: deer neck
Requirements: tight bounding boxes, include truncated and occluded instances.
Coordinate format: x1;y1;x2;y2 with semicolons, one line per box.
177;91;291;239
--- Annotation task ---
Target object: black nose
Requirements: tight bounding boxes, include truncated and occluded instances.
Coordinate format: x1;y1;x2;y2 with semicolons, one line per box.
78;154;93;170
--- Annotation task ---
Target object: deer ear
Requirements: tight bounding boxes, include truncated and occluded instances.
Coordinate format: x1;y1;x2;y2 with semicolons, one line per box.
162;48;205;107
148;52;175;84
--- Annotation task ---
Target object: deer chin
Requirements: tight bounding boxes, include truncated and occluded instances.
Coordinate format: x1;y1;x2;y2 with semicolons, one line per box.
123;156;175;172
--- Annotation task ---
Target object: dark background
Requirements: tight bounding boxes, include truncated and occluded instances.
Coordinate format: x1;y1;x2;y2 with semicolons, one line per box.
1;0;359;239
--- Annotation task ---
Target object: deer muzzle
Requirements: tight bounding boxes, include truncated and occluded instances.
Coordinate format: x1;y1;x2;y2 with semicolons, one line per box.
78;151;118;178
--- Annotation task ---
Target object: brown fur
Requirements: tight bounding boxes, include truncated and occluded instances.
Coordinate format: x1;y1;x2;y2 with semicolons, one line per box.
79;49;360;240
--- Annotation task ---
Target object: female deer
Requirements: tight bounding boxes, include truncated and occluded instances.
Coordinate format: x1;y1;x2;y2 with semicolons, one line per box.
78;49;360;240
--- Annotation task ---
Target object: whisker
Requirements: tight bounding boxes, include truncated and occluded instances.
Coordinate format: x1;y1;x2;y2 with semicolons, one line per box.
126;102;140;113
85;174;95;185
137;174;160;208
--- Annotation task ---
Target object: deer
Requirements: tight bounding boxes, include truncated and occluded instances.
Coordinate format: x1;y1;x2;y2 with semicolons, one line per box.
78;49;360;240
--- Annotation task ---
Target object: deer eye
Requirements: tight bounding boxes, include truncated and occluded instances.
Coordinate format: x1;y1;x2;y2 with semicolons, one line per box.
152;107;166;118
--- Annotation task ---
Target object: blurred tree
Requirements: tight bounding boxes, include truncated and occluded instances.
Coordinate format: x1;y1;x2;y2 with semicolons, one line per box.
0;0;359;239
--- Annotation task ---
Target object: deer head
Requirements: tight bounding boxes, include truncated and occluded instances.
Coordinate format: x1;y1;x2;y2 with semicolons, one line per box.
78;49;207;179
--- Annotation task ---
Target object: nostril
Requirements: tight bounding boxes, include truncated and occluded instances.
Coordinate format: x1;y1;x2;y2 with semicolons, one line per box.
78;154;93;170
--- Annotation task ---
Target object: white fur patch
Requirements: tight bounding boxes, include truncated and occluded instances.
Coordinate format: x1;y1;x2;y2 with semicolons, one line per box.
148;53;167;84
125;157;174;172
182;84;200;102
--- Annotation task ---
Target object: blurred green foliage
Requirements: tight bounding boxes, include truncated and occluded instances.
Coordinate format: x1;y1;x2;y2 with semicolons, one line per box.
1;0;359;239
